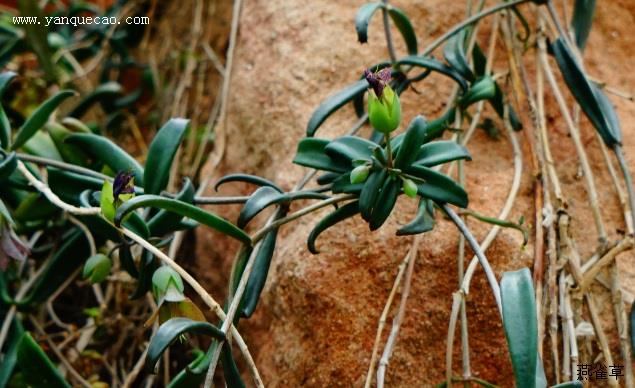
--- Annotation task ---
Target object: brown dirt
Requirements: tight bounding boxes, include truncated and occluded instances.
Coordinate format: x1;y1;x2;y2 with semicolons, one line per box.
193;0;635;386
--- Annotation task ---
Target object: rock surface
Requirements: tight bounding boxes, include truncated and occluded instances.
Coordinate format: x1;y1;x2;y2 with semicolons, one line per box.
194;0;635;385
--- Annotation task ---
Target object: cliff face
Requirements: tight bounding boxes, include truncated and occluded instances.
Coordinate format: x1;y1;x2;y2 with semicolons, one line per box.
194;0;635;385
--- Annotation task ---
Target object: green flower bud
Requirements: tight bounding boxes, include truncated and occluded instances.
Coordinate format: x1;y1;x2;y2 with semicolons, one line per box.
402;178;418;199
152;266;185;303
460;76;496;107
368;85;402;133
83;254;112;284
350;165;370;184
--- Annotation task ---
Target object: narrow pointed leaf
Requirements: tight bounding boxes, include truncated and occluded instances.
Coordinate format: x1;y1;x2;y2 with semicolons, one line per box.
551;37;621;147
238;186;283;228
215;173;283;193
144;118;189;195
413;140;471;167
406;165;468;207
359;169;387;221
68;82;123;118
0;318;23;387
220;342;245;388
293;137;347;172
16;332;70;388
394;115;428;168
396;56;468;92
241;224;280;318
324;135;377;166
501;268;538;387
115;195;251;245
147;178;195;236
11;90;76;150
146;318;225;373
306;80;368;136
369;176;399;230
355;2;384;44
308;201;359;254
387;6;418;55
66;133;145;184
444;31;474;82
571;0;596;50
397;199;435;235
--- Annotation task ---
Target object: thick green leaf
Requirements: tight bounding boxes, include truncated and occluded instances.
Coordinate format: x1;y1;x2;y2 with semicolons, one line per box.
238;187;327;228
0;151;17;181
221;342;245;388
387;6;418;55
369;175;399;230
406;165;468;208
215;173;283;193
11;90;76;151
501;268;538;387
16;332;71;387
394;115;428;168
0;72;17;149
68;82;123;118
571;0;596;50
115;195;251;245
66;133;144;184
293;137;348;173
144;118;189;195
0;317;23;387
413;140;471;167
308;201;359;254
324;135;377;167
241;208;286;317
14;192;58;222
359;168;387;221
167;349;208;388
20;229;91;306
46;123;89;166
147;178;195;236
21;131;63;161
238;186;281;228
0;71;16;97
355;2;383;44
397;198;435;235
444;30;474;82
396;56;468;92
459;76;496;107
145;318;225;373
551;38;621;147
0;105;10;150
306;80;368;137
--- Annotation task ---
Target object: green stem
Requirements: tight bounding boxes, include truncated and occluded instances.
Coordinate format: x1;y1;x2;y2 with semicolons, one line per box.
460;209;529;245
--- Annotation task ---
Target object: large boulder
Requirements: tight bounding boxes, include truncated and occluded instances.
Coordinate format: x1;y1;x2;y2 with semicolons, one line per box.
195;0;635;385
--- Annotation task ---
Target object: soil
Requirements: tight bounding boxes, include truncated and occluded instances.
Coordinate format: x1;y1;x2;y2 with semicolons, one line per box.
191;0;635;386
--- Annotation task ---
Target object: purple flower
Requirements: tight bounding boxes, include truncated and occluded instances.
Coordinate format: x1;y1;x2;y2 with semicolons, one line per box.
364;68;392;99
0;224;28;270
113;171;135;201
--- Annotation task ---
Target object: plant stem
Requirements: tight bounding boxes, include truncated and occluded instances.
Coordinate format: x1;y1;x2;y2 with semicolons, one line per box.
442;204;502;314
381;0;397;62
250;194;355;243
420;0;530;56
613;144;635;235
